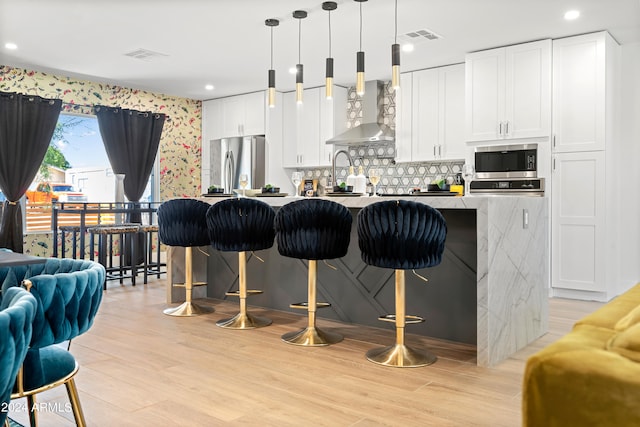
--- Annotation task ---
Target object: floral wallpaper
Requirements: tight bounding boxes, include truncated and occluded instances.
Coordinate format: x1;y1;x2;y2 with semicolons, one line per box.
0;65;201;256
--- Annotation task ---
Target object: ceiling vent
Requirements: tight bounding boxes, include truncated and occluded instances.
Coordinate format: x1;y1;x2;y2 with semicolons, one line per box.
124;48;168;61
398;28;443;44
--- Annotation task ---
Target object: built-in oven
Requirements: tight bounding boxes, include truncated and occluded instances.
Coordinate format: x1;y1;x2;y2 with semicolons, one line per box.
474;143;537;179
470;143;544;196
469;177;545;196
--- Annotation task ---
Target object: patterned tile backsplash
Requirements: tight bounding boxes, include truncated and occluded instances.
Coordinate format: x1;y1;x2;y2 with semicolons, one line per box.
303;154;464;195
301;81;465;194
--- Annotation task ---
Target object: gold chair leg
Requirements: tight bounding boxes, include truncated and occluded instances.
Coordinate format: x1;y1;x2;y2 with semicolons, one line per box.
27;394;37;427
217;251;271;329
282;260;343;346
65;378;87;427
164;247;213;316
366;270;437;367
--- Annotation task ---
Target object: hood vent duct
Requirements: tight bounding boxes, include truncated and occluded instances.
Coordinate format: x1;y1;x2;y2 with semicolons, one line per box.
326;80;394;145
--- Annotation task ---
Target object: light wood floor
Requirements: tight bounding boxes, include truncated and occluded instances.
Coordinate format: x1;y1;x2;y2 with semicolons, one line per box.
8;276;603;427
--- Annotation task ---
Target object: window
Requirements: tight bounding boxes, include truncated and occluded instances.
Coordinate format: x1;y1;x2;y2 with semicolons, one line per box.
24;113;158;232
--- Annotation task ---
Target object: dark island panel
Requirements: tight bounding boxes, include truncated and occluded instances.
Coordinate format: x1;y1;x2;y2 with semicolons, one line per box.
206;208;478;345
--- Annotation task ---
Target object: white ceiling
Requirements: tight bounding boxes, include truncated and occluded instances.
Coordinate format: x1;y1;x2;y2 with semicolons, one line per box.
1;0;639;101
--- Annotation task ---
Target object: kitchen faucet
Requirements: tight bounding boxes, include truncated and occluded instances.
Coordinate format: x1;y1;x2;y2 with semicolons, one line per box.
331;148;354;187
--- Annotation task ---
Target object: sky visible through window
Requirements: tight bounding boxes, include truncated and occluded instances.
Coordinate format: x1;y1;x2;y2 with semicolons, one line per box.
54;114;109;168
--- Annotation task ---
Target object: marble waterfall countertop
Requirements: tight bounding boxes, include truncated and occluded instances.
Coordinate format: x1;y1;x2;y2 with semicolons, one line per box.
195;194;549;367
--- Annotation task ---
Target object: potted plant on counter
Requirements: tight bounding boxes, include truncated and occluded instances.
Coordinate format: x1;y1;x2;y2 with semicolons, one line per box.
261;184;280;193
332;182;353;193
208;185;224;194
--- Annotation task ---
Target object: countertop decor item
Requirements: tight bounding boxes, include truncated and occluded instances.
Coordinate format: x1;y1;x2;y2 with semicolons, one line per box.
261;185;280;193
332;184;353;193
207;185;224;194
203;193;233;197
326;192;363;197
255;193;288;197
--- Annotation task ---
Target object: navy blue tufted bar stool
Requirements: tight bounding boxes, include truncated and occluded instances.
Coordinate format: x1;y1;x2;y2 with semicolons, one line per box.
158;198;214;317
207;198;276;329
3;258;105;426
358;200;447;367
0;287;36;426
275;199;352;346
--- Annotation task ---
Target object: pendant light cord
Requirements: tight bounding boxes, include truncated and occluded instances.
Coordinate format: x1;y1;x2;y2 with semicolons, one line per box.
270;27;274;69
359;2;363;51
298;18;302;63
328;9;332;57
394;0;398;44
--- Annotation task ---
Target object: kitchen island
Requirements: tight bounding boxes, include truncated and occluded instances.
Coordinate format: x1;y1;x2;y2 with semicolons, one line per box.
167;194;548;367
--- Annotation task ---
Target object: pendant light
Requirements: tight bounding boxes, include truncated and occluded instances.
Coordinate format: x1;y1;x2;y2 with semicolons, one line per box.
293;10;307;104
355;0;367;97
265;18;279;108
322;2;337;100
391;0;400;90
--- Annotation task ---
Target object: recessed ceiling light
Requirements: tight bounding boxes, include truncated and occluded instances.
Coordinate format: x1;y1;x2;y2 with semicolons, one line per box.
5;42;17;50
402;44;414;53
289;67;297;74
564;10;580;20
205;84;214;91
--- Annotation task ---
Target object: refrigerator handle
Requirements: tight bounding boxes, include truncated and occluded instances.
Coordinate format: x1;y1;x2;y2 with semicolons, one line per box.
228;151;235;193
224;151;235;194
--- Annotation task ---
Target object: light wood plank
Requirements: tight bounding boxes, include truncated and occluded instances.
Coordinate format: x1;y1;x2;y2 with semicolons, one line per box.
6;277;603;426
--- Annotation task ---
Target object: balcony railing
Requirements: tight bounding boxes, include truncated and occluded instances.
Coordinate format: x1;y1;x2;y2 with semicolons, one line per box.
51;201;161;258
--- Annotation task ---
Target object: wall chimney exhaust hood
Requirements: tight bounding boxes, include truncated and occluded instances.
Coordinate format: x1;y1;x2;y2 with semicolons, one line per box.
326;80;394;145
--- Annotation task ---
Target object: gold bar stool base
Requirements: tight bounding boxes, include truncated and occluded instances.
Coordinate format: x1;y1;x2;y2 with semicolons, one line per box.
163;301;214;317
366;344;437;368
216;312;272;329
281;326;343;346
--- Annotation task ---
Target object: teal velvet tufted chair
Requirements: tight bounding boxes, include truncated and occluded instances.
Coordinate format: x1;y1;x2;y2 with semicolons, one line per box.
1;258;105;427
0;287;37;426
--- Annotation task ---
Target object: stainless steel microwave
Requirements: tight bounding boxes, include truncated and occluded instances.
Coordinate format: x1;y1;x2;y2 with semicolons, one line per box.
474;143;537;179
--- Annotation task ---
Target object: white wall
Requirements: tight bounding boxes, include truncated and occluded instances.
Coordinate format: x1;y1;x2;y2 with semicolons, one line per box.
618;41;640;293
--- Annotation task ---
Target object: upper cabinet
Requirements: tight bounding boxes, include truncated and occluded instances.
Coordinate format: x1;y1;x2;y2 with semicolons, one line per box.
395;63;466;163
282;86;347;168
465;39;551;142
552;32;616;153
207;91;266;140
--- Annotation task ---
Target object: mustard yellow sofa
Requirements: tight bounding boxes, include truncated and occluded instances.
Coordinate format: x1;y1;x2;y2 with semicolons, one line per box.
523;284;640;427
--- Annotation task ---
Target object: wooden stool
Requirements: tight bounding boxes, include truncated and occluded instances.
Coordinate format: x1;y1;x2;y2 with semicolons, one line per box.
88;223;140;290
59;225;83;259
138;224;164;284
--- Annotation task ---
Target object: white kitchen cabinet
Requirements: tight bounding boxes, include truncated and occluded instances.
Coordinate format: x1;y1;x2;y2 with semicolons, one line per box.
282;86;347;168
551;151;606;293
207;91;266;140
552;32;617;153
394;73;413;163
550;32;622;301
465;39;551;142
395;64;465;163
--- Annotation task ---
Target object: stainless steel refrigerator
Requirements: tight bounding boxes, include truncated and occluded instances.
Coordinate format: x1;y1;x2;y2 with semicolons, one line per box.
210;136;266;194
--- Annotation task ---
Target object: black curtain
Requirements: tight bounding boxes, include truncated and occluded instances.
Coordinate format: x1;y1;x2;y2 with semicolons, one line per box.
0;92;62;252
95;106;165;264
95;106;165;204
